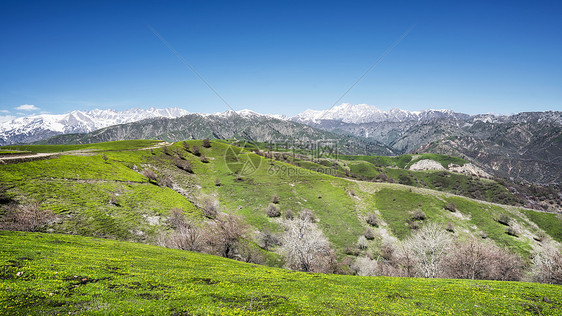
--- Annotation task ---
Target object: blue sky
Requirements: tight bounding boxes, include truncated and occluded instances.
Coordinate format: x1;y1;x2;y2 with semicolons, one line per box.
1;0;561;119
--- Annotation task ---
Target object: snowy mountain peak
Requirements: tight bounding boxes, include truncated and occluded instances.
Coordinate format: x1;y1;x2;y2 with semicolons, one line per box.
0;107;190;145
292;103;465;124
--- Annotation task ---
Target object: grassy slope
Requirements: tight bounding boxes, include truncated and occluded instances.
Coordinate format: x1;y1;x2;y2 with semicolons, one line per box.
289;154;520;206
1;231;561;315
0;141;199;241
0;140;558;257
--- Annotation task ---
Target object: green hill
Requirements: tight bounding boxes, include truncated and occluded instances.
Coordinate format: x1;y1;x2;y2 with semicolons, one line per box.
1;231;561;315
1;140;560;257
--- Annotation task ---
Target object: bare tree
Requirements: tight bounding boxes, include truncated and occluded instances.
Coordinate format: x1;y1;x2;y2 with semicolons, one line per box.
532;242;562;284
170;220;204;252
174;158;193;173
394;243;418;277
143;169;158;183
207;213;247;259
0;203;58;232
411;210;427;221
279;217;332;272
182;141;190;152
168;208;186;229
403;222;452;278
443;238;522;281
203;198;219;219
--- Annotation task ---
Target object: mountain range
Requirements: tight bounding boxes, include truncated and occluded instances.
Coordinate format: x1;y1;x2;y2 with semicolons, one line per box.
2;103;561;184
0;107;189;146
291;103;470;124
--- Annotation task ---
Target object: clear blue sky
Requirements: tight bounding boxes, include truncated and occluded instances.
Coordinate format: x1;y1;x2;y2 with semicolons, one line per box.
1;0;561;118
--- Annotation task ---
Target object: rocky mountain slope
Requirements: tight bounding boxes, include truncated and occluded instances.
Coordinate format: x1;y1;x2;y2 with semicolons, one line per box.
40;112;394;155
296;105;562;184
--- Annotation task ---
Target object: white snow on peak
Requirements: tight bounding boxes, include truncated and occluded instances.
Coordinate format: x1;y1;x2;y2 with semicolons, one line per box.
0;107;190;145
204;109;287;120
292;103;461;124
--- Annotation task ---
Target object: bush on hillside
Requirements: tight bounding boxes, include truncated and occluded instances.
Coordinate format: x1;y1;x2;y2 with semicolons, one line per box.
203;198;219;219
143;169;158;183
266;203;281;218
0;203;58;232
496;214;511;226
299;209;315;222
364;228;375;240
411;210;427;221
192;145;201;156
365;213;379;227
444;202;457;212
284;209;294;220
202;138;211;148
174;159;193;173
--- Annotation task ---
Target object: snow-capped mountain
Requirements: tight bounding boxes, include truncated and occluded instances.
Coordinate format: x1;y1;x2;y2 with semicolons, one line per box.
205;109;289;120
291;103;468;124
0;107;190;145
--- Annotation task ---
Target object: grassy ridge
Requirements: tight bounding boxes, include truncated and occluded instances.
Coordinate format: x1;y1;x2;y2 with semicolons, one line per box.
1;231;561;315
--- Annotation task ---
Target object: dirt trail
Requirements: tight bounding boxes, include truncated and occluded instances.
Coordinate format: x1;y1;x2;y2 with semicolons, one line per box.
0;152;59;163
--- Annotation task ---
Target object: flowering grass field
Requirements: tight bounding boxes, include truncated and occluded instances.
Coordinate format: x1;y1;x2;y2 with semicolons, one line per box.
1;231;561;315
